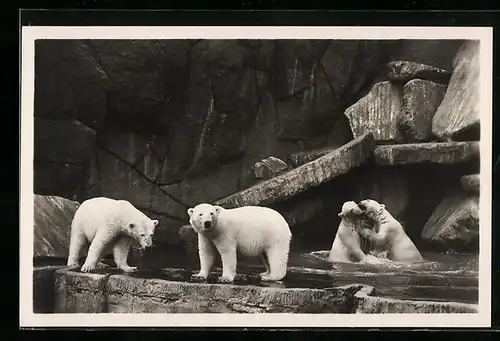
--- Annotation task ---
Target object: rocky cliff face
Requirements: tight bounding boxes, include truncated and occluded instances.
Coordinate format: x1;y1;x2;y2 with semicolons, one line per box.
34;38;477;252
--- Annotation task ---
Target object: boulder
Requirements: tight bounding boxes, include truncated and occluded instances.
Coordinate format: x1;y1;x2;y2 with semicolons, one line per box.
253;156;288;180
421;188;479;251
33;194;80;258
373;141;479;166
461;174;480;192
34;40;108;129
399;79;447;142
214;133;376;208
344;81;404;143
387;61;451;85
432;41;480;141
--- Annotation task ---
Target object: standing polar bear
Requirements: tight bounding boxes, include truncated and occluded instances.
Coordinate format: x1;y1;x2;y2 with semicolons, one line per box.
358;199;423;263
329;201;372;263
187;203;292;283
67;197;159;273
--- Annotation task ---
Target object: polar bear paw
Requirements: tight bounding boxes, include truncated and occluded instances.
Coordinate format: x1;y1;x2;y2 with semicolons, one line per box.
191;273;208;282
80;262;97;273
217;275;235;284
120;266;138;273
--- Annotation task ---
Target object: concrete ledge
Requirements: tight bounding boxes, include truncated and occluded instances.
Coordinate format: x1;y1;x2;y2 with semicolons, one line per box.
33;265;66;313
354;285;478;314
51;268;361;313
107;274;361;313
373;141;479;166
289;141;479;168
40;266;479;314
54;268;110;313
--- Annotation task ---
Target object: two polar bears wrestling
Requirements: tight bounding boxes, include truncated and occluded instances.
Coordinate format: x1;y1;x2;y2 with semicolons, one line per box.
187;203;292;283
67;197;158;273
329;199;423;264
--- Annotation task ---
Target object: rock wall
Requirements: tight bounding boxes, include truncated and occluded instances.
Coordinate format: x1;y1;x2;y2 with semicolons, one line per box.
34;39;475;251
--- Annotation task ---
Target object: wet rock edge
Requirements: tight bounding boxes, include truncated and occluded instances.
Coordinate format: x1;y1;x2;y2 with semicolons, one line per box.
33;266;479;314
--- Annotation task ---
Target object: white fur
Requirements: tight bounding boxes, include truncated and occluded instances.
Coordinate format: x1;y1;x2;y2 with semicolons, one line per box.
329;201;369;263
187;203;292;283
358;199;423;263
67;197;159;273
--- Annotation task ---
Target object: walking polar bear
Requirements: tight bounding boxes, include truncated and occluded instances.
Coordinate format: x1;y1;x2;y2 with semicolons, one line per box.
187;203;292;283
67;197;159;273
357;199;423;263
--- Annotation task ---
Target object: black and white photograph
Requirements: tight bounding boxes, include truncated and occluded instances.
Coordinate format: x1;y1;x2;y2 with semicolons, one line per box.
20;26;492;328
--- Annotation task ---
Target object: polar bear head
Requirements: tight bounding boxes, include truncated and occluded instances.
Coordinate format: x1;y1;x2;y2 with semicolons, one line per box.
187;203;222;234
358;199;385;220
338;201;364;218
128;218;159;249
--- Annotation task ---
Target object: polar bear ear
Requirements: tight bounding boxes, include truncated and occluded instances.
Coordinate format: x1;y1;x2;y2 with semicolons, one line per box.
152;219;159;227
380;204;385;209
214;205;223;213
187;208;194;217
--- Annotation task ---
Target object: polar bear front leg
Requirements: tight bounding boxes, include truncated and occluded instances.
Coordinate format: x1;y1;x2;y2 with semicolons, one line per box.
81;228;116;273
113;236;137;273
215;241;237;283
192;235;216;281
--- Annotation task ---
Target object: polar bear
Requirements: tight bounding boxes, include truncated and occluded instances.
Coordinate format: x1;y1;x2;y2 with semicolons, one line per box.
357;199;423;263
67;197;159;273
187;203;292;283
329;201;375;263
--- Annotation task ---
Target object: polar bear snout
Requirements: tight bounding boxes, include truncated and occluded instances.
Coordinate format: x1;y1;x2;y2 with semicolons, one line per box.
203;220;212;229
138;233;155;249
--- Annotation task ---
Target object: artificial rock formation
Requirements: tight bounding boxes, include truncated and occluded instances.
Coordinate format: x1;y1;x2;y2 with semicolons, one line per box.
432;40;481;141
215;133;376;208
253;156;288;180
387;60;451;85
421;188;479;251
373;141;479;166
33;194;80;258
344;81;404;143
399;79;447;142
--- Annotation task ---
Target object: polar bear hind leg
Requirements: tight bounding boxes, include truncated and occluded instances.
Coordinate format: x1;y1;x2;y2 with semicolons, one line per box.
112;237;137;272
260;252;270;277
81;227;117;273
67;228;87;267
261;243;289;282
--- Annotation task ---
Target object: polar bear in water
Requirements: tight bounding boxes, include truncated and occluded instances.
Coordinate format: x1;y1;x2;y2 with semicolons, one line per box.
357;199;423;264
